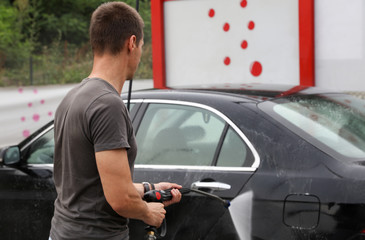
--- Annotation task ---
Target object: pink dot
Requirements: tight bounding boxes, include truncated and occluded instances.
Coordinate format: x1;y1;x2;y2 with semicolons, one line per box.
21;116;26;122
248;21;255;30
40;99;45;104
33;89;38;94
208;9;215;18
223;23;230;32
23;130;30;138
250;61;263;77
48;111;53;117
240;0;247;8
33;114;40;122
18;88;23;93
28;102;33;107
224;57;231;65
241;40;248;49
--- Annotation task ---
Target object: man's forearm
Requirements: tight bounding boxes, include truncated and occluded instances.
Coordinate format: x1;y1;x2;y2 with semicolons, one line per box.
96;149;167;227
134;183;144;197
112;183;150;220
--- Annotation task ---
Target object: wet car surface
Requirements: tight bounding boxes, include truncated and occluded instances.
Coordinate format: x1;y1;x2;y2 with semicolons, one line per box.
1;84;365;240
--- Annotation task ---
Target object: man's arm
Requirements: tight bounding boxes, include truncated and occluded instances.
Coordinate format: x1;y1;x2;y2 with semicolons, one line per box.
134;182;182;207
96;148;165;227
134;183;145;197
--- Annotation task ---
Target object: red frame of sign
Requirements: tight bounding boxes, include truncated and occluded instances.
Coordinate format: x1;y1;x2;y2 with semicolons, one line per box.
151;0;315;88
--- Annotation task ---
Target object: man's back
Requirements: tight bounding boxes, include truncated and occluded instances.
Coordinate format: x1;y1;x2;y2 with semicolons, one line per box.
51;78;136;240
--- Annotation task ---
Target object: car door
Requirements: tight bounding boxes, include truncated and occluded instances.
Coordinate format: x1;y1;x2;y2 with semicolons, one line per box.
0;125;56;240
130;99;259;239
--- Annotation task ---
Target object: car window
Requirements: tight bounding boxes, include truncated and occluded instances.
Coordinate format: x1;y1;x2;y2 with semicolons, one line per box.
216;127;254;167
27;129;54;164
262;94;365;160
135;103;225;166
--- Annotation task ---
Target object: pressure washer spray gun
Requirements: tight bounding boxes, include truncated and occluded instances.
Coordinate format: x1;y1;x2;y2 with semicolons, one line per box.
143;187;230;240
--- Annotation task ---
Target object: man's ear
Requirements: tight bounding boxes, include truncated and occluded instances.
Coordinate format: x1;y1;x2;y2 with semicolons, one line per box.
127;35;137;53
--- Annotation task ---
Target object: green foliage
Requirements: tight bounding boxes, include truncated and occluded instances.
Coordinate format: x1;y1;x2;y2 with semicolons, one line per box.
1;41;93;86
0;0;153;86
135;42;153;79
0;4;30;68
37;0;105;47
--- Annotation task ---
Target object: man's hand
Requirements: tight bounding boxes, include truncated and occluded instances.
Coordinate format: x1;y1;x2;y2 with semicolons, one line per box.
155;182;182;191
144;202;166;227
155;182;182;207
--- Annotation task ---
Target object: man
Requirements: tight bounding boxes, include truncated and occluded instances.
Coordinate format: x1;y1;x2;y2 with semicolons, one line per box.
49;2;181;240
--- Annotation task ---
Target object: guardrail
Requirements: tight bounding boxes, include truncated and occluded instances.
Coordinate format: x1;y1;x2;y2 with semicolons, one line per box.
0;80;153;147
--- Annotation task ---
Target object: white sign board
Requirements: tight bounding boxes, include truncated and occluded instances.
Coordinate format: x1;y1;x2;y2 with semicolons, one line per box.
164;0;299;86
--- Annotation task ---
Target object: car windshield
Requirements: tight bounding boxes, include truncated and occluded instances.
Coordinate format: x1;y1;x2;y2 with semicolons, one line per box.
260;93;365;160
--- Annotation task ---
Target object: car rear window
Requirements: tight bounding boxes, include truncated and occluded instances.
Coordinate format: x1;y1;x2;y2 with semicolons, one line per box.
260;93;365;160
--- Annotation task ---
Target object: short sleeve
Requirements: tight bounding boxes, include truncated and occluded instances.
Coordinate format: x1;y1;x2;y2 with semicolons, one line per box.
86;93;131;152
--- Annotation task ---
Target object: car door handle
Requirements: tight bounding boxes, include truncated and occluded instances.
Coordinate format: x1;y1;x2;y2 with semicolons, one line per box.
191;181;231;191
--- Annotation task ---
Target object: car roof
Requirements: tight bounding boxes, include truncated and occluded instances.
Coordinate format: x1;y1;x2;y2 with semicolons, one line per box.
125;83;340;103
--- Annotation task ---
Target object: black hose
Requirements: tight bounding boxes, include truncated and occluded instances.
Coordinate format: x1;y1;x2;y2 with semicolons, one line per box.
189;188;231;208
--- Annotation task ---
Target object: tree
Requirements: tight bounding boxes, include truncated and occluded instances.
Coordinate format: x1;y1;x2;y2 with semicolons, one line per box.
0;3;29;68
0;0;153;85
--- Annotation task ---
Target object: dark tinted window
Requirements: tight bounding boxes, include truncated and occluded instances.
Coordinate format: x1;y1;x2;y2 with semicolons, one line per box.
27;129;54;164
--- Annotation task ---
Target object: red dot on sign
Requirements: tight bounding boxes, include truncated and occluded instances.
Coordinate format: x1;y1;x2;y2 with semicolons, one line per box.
40;99;45;104
223;23;230;32
18;88;23;93
21;117;26;122
33;114;40;122
248;21;255;30
208;9;215;18
33;89;38;94
224;57;231;65
250;61;262;77
241;40;248;49
23;130;30;138
240;0;247;8
48;111;53;117
28;102;32;107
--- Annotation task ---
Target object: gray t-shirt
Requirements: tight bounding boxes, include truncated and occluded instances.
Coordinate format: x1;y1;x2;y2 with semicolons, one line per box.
50;78;137;240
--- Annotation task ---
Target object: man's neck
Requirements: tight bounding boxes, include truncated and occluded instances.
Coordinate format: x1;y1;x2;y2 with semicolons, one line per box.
88;53;128;95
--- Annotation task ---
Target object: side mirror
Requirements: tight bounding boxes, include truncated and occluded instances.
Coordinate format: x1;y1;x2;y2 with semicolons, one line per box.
0;146;21;165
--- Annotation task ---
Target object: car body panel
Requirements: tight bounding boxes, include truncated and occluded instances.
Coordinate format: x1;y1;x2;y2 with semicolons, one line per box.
2;85;365;239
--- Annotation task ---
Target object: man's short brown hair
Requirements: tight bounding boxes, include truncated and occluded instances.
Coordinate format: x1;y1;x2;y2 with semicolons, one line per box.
90;2;144;56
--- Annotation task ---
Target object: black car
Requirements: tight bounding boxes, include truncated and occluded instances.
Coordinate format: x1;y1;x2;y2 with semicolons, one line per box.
2;84;365;240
